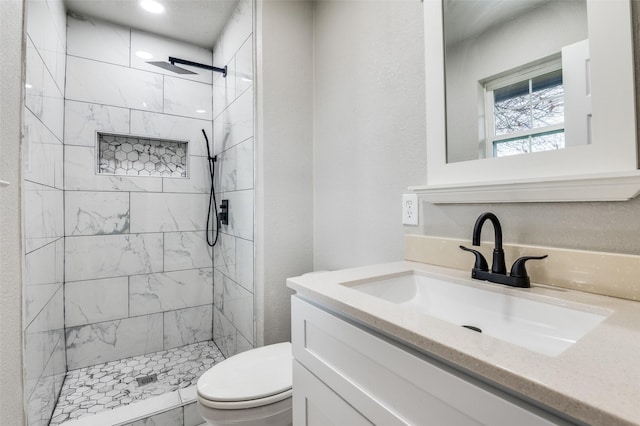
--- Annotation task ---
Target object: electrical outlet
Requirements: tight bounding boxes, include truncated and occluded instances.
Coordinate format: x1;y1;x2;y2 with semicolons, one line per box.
402;193;418;226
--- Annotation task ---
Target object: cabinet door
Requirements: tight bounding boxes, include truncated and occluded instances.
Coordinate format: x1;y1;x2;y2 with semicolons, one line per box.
293;361;373;426
292;296;572;426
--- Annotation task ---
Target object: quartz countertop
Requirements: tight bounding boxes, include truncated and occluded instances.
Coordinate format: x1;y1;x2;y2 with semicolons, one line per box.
286;261;640;426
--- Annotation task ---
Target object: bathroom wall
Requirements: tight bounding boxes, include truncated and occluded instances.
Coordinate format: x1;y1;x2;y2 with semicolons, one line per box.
0;0;26;424
416;3;640;258
22;0;67;424
22;0;66;425
313;0;427;271
63;15;215;369
255;0;314;346
210;0;256;357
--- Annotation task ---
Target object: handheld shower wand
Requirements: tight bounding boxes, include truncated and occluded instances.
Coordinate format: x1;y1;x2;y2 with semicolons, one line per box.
202;129;220;247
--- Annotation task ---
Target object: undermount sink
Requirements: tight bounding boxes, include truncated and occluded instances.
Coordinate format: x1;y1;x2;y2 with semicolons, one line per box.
344;271;610;356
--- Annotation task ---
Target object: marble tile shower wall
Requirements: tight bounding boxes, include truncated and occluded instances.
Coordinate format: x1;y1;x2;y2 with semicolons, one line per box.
64;15;216;370
23;0;67;424
211;0;256;358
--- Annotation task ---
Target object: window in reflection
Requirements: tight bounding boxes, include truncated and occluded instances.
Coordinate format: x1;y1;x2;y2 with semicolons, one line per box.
485;60;565;157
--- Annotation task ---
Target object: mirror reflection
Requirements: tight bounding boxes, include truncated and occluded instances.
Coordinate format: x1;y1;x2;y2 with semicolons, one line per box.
444;0;588;163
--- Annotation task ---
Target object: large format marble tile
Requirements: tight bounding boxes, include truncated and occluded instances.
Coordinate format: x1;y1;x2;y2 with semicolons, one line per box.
234;37;253;99
130;268;213;316
65;191;130;236
183;402;203;426
25;37;65;141
66;313;164;369
213;307;236;358
26;0;66;91
23;108;63;189
24;283;60;330
129;193;209;233
24;237;63;286
164;231;213;271
65;233;163;281
65;277;129;327
216;274;253;343
64;100;130;147
214;0;252;66
65;145;163;192
164;305;213;349
163;77;213;120
163;154;211;194
66;56;163;112
24;181;64;244
130;30;212;85
218;137;253;193
212;87;253;155
24;301;64;388
213;233;235;281
130;110;213;157
220;189;253;240
67;15;130;66
211;73;230;121
235;237;254;293
124;407;184;426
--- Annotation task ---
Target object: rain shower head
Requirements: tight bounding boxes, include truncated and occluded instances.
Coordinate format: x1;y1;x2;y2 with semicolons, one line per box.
147;56;227;77
146;61;197;74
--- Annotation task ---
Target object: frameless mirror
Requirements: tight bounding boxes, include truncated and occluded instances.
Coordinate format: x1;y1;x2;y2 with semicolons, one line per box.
444;0;588;163
417;0;640;203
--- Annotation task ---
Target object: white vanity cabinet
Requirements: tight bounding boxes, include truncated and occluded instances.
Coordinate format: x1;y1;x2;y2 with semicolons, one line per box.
291;296;573;426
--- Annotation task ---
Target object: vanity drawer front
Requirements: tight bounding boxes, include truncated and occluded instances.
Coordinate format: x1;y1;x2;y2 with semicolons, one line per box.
291;296;569;426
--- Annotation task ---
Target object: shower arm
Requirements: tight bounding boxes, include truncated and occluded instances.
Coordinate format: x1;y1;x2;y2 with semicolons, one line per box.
169;57;227;77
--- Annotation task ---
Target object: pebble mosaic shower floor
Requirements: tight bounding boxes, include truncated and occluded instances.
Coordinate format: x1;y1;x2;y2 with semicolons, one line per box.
50;341;225;425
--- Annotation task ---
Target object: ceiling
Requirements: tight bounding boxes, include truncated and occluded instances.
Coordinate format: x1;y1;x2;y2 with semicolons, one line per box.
444;0;552;47
63;0;239;49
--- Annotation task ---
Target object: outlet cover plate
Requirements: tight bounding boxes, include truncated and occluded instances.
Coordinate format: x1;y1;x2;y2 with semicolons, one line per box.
402;193;418;226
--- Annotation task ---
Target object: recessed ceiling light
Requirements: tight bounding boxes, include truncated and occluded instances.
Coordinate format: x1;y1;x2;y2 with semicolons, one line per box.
25;83;33;89
136;51;154;60
196;109;207;114
140;0;165;14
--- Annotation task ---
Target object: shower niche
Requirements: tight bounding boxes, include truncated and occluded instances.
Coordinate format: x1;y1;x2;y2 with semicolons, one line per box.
97;132;189;178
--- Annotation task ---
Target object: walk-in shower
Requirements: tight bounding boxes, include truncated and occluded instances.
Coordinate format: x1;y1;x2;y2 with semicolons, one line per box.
23;0;256;424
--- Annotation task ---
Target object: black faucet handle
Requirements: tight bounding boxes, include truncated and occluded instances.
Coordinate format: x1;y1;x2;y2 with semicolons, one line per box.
460;245;489;271
510;255;548;278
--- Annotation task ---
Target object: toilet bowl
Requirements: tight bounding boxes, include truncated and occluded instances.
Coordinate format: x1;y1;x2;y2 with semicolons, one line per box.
196;342;293;426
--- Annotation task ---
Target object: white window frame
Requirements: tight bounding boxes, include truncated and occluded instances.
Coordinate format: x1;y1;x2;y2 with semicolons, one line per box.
483;57;564;158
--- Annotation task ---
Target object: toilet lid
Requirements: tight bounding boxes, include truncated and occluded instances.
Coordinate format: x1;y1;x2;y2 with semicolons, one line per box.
197;342;292;403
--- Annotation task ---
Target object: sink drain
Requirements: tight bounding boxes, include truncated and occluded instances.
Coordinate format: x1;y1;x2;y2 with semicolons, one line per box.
462;325;482;333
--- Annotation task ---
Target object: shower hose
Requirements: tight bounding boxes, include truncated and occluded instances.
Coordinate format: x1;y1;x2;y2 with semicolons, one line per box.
202;129;220;247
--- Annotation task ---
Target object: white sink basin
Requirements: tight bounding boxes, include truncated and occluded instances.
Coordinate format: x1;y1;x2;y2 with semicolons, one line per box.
345;272;610;356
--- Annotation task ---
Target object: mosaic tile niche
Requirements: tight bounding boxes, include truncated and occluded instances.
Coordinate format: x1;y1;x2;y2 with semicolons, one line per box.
98;133;188;178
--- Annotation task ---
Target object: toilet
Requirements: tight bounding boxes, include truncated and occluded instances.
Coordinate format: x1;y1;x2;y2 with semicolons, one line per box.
196;342;293;426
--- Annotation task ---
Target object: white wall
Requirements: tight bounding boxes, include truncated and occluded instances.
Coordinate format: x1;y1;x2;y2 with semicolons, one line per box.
313;0;427;271
256;0;314;346
0;0;26;423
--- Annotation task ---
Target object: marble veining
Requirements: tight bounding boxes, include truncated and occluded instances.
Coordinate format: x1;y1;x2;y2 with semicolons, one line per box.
66;313;164;370
51;341;225;425
129;269;213;316
65;191;130;236
65;233;163;282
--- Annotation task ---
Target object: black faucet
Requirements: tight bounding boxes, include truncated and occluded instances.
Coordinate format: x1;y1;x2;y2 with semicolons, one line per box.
460;212;547;288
